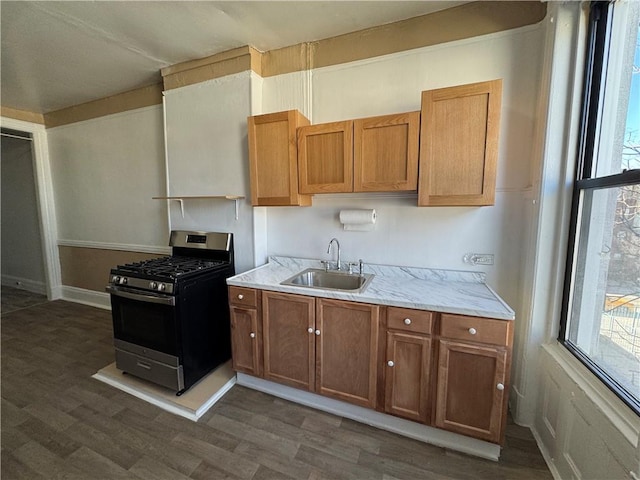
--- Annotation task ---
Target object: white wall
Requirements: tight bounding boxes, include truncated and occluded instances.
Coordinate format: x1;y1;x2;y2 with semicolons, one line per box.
1;135;47;292
527;3;640;479
47;105;168;248
163;72;255;273
262;25;544;365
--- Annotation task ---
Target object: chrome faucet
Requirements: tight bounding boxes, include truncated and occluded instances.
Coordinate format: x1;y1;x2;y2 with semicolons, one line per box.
326;238;341;271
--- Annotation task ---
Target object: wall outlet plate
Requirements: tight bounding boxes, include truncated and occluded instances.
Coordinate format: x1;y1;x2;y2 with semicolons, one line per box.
463;253;494;266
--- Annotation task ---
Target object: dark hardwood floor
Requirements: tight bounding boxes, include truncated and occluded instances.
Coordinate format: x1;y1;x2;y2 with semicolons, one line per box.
1;290;553;479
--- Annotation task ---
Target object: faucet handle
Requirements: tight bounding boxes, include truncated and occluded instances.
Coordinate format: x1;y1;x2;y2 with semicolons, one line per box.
359;259;364;275
345;262;356;274
319;260;331;272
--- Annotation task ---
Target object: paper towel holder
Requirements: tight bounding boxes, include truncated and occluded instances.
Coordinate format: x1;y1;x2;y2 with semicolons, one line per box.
339;209;376;231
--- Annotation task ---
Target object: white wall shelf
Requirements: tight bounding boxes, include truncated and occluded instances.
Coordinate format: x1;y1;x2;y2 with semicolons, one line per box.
152;195;245;219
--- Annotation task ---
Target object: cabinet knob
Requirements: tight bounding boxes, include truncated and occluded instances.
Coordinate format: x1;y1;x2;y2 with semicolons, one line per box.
496;383;504;391
468;327;477;335
307;327;314;333
238;294;244;300
249;332;256;338
387;360;395;367
315;329;320;336
404;318;412;325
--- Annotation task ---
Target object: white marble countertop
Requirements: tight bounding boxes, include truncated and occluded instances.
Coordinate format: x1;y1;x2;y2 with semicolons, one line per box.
227;256;515;320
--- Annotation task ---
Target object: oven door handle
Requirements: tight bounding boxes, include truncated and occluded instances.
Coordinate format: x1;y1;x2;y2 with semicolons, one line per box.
106;286;176;306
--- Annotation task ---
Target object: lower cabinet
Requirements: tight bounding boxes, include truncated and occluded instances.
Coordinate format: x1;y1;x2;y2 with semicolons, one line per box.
262;291;315;390
434;314;513;444
228;288;513;445
383;306;434;423
261;292;380;408
315;298;380;409
229;287;262;377
230;306;262;376
384;331;432;423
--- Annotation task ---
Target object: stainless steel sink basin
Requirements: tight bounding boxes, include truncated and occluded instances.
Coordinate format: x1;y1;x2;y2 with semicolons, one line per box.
280;268;374;293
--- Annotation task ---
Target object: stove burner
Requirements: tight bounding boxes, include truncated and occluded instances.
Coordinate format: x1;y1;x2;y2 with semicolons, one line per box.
119;256;227;278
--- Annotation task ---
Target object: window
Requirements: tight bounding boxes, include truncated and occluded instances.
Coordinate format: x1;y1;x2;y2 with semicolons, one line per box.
560;1;640;414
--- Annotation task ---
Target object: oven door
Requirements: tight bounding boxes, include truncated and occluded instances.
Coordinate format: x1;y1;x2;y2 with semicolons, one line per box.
107;285;180;357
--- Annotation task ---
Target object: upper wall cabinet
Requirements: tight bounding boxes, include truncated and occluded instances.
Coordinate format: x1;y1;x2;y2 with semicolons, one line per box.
248;110;311;206
297;112;420;194
418;80;502;207
298;120;354;194
354;112;420;192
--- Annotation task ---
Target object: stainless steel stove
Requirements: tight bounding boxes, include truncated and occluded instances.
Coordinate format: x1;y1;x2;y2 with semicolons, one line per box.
107;231;235;395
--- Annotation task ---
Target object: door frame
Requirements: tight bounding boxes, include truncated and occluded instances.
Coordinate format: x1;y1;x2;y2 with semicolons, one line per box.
1;116;62;300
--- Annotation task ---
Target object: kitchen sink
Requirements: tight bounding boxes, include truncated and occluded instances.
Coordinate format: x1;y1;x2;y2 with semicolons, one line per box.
280;268;374;293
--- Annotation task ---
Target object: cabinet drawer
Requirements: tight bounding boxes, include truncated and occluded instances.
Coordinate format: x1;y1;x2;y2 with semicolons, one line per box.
229;286;258;308
387;307;433;334
440;314;511;346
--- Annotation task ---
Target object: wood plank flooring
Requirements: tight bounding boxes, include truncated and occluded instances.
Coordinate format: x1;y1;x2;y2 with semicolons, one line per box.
1;292;553;479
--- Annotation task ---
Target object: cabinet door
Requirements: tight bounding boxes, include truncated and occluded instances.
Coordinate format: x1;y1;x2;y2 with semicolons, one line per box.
248;110;311;206
434;339;508;444
298;121;353;193
384;332;431;423
354;112;420;192
315;299;379;408
230;306;262;377
418;79;502;206
262;292;316;391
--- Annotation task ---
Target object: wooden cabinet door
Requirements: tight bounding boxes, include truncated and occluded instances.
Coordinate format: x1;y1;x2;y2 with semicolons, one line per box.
315;299;379;409
262;292;316;391
434;339;508;444
248;110;311;206
298;121;353;193
384;331;431;423
230;306;262;377
418;79;502;206
354;112;420;192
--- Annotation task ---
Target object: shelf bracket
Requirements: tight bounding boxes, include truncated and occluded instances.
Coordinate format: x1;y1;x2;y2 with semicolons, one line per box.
175;199;184;218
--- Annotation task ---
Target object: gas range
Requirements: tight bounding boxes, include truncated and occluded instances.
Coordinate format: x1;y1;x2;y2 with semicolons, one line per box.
106;230;235;395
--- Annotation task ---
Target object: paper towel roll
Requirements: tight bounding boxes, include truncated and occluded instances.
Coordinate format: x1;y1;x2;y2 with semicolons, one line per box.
339;209;376;231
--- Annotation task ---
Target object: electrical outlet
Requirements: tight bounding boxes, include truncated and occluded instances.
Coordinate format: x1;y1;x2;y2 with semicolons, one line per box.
463;253;494;266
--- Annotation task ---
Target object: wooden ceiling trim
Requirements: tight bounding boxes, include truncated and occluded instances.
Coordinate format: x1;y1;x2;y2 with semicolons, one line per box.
0;106;45;125
44;83;163;128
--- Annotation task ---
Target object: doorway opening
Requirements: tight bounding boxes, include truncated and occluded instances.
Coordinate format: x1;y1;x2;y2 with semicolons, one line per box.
1;128;47;299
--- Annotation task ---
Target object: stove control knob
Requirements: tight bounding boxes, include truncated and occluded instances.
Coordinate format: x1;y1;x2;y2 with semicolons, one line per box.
119;277;128;285
113;276;120;284
150;281;158;290
157;283;166;292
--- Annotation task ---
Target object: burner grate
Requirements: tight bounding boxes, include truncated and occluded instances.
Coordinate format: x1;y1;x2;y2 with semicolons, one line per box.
119;256;227;278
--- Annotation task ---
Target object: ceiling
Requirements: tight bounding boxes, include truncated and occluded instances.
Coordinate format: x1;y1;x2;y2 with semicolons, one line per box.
1;1;465;115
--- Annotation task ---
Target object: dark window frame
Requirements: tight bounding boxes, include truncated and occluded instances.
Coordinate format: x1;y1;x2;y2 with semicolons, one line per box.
559;1;640;415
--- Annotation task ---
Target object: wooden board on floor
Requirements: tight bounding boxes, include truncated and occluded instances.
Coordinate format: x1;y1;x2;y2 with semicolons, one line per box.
93;361;236;421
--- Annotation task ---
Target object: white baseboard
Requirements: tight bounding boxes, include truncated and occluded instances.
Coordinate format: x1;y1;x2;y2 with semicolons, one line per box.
61;286;111;310
529;424;563;480
237;373;501;461
1;274;46;295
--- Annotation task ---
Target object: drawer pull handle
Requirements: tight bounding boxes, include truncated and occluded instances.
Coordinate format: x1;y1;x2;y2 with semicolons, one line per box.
315;329;320;336
238;294;244;300
468;328;477;335
307;327;314;333
496;383;504;391
250;332;256;338
404;318;412;325
387;360;395;367
136;361;151;370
